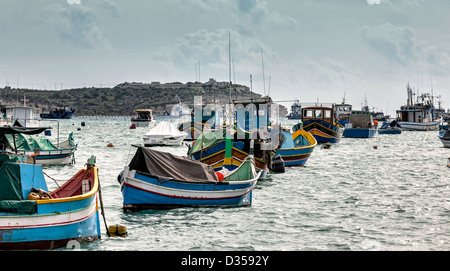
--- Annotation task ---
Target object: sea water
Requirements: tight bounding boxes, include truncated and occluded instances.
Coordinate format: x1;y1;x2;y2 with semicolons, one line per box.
41;117;450;251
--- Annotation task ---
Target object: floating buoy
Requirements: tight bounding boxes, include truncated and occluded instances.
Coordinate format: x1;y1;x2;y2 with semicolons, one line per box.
81;121;86;126
447;157;450;168
130;123;136;129
373;145;378;149
322;142;332;149
107;143;114;147
77;128;81;131
108;224;128;237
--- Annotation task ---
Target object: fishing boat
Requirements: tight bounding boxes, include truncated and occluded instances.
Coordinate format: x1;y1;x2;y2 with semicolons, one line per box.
143;121;188;146
378;120;402;134
0;127;77;165
0;156;101;250
188;97;283;176
1;105;41;127
274;123;317;167
343;109;376;138
439;129;450;148
178;103;223;141
302;106;343;143
188;128;272;176
396;83;440;131
333;97;352;127
40;105;76;119
131;109;155;127
287;102;301;120
118;146;260;210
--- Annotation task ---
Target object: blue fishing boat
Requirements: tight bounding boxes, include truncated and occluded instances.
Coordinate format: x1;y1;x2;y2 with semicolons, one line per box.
343;109;376;138
0;156;101;250
119;147;259;210
274;123;317;167
378;120;402;134
40;105;76;119
302;106;343;143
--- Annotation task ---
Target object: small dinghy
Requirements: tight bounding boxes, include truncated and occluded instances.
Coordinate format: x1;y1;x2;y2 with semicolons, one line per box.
143;121;188;146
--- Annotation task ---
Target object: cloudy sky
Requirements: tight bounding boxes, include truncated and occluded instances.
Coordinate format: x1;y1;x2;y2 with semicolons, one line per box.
0;0;449;116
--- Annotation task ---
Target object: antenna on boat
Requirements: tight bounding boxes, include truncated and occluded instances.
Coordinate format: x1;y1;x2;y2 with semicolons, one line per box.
261;47;266;96
228;30;232;103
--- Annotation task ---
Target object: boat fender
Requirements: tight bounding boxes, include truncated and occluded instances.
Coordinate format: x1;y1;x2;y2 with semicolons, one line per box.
271;154;285;173
108;224;128;237
216;171;224;182
27;188;52;200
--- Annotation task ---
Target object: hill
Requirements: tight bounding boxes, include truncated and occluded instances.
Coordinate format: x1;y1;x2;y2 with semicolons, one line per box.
0;80;287;117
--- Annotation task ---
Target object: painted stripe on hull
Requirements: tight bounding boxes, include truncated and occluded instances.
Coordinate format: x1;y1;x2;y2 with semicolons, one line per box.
397;121;440;131
121;171;257;208
0;202;101;249
303;120;342;143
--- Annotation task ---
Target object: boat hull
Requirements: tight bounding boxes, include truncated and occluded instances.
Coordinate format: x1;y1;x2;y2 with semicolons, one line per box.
0;167;101;250
343;128;376;138
378;128;402;134
439;137;450;148
275;146;314;167
303;119;343;143
120;168;258;210
143;135;187;146
397;121;440;131
23;147;77;165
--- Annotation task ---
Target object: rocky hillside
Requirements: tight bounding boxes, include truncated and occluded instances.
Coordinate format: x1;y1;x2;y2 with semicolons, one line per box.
0;81;288;117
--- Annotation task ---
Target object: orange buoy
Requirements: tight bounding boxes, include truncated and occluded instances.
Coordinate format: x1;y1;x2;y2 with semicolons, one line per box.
107;143;114;147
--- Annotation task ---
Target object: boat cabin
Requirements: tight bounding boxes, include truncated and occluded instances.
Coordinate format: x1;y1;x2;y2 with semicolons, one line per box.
347;110;373;128
301;106;335;124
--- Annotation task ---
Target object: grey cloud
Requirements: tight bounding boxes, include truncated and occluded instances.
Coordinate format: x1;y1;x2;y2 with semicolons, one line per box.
362;23;418;64
38;2;116;50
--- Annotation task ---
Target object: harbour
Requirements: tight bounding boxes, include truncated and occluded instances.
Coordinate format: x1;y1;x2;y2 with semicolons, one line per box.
34;117;450;250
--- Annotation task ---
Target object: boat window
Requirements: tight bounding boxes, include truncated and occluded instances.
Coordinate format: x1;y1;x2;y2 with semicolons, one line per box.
324;110;331;118
305;110;313;118
315;110;322;118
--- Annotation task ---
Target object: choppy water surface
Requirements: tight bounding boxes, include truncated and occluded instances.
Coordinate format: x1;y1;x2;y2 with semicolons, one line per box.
42;117;450;251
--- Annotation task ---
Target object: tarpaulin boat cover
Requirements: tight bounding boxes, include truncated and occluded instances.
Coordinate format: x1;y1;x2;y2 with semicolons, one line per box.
144;121;185;137
0;162;38;213
129;147;219;183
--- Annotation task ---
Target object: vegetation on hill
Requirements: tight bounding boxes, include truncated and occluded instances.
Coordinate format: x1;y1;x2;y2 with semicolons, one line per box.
0;82;287;116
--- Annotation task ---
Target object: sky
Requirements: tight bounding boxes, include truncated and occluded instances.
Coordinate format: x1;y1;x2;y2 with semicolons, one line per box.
0;0;449;116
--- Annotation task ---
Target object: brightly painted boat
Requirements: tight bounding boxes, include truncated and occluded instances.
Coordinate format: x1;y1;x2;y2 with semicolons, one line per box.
188;128;271;176
396;83;440;131
1;127;77;165
274;123;317;167
119;147;260;210
0;157;101;250
302;106;343;143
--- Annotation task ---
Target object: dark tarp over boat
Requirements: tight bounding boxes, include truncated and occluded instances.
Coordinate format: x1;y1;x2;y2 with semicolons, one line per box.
380;120;402;129
129;147;219;183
